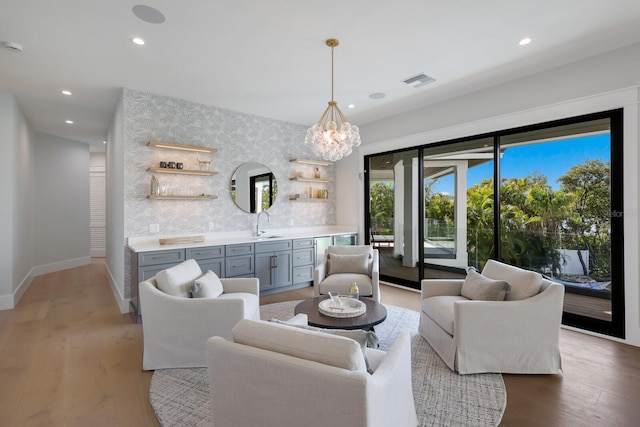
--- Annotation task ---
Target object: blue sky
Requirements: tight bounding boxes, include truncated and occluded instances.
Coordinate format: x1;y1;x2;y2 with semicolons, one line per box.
432;133;611;194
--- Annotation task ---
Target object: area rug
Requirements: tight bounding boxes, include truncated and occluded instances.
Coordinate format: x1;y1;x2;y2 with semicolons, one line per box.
149;301;507;427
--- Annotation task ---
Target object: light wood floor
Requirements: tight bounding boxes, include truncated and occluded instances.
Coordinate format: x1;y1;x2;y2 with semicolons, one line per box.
2;260;639;426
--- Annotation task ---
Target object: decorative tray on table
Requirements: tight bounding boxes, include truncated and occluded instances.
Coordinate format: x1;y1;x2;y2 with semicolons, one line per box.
318;297;367;318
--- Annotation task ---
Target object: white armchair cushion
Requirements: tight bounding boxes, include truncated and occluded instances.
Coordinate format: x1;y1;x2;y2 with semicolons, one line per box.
320;273;373;296
482;259;542;301
461;268;511;301
328;253;369;275
232;319;367;372
155;259;202;297
190;270;224;298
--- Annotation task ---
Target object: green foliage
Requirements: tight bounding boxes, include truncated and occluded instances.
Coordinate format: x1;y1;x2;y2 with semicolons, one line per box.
370;181;394;234
370;159;612;280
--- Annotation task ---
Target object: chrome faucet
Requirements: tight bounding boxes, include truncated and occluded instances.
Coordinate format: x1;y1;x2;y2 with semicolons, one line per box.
256;211;270;236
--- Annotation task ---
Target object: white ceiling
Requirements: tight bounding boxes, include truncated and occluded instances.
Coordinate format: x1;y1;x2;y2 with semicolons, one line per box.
2;0;640;148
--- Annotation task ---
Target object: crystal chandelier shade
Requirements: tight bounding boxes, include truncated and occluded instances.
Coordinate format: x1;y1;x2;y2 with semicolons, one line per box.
304;39;361;162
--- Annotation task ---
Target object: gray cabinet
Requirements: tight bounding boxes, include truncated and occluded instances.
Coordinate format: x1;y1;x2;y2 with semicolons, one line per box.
225;243;254;277
255;240;292;291
186;245;225;277
130;248;185;323
292;238;315;285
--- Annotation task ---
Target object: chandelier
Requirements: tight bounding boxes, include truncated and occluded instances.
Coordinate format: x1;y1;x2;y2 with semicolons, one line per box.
304;39;361;162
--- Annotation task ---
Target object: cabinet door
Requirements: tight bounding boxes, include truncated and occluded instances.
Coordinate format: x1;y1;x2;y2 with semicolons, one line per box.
225;254;254;277
186;246;224;260
255;252;275;290
292;247;314;267
139;249;185;266
293;264;314;284
198;258;225;277
273;250;292;288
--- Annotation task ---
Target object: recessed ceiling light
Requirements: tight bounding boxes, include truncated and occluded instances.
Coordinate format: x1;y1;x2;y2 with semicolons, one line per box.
132;37;145;46
3;41;24;53
62;90;72;96
103;141;107;144
369;92;386;100
132;5;166;24
519;37;532;46
348;104;355;109
65;120;74;124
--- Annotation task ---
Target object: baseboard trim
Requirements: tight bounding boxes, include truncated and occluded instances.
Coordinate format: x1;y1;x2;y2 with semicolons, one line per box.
32;256;91;276
105;263;130;314
1;257;92;310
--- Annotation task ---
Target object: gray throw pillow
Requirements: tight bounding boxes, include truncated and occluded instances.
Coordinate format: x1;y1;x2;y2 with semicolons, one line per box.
190;270;224;298
327;253;369;275
461;268;511;301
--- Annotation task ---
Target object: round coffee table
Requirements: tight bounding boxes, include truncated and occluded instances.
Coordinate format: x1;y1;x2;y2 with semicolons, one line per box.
294;296;387;331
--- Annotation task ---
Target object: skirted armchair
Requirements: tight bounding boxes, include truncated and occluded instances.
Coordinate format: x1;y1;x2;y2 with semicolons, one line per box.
139;259;260;370
419;259;565;374
206;318;418;427
314;245;380;302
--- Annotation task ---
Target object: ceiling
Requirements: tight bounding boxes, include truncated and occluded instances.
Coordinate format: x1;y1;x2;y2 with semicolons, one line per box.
2;1;640;149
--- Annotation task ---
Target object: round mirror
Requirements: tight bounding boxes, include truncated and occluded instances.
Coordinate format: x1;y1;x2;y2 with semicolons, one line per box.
231;162;278;213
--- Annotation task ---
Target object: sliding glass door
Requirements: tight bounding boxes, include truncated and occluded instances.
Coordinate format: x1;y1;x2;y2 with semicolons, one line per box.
364;109;624;338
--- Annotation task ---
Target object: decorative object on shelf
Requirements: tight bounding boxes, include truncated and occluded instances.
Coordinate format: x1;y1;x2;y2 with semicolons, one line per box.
314;167;320;179
304;38;361;162
198;159;212;171
151;175;160;196
146;140;219;199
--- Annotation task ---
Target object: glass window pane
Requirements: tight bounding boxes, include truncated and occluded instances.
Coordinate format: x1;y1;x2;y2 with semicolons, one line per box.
424;137;494;271
499;120;612;323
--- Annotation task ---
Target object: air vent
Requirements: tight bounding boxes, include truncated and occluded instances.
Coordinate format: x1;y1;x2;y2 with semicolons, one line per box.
403;73;435;88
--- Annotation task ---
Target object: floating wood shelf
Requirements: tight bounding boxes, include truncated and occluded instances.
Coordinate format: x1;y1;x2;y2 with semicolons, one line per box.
147;140;217;153
147;167;218;176
147;195;218;200
289;196;331;201
289;177;331;183
290;158;334;166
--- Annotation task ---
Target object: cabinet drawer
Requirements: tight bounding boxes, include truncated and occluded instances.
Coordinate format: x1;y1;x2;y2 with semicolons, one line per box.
226;243;254;257
255;240;292;253
292;248;314;266
293;265;314;284
186;246;224;260
138;249;185;266
292;238;314;249
225;254;254;277
197;258;225;277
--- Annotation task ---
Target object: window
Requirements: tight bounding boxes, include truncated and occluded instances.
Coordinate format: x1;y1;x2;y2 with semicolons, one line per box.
364;109;624;338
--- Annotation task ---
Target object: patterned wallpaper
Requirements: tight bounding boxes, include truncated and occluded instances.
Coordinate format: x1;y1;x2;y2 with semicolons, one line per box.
122;89;337;296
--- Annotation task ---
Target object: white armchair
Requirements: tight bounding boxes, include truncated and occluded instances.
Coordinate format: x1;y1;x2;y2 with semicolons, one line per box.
314;245;380;302
206;319;418;427
419;259;565;374
139;259;260;370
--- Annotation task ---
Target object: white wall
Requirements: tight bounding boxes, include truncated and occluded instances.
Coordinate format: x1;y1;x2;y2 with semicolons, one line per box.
33;132;90;269
341;42;640;345
106;92;127;312
113;89;335;304
0;92;95;310
0;91;36;309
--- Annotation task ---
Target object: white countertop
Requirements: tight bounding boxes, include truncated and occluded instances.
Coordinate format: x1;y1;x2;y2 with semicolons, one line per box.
127;226;359;252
